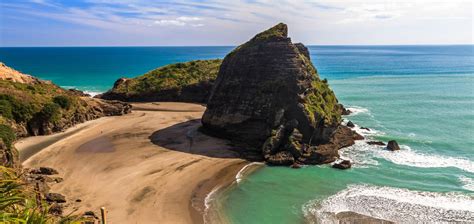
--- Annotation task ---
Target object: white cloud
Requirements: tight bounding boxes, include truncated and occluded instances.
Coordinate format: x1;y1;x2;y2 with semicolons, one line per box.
154;19;186;26
153;17;204;26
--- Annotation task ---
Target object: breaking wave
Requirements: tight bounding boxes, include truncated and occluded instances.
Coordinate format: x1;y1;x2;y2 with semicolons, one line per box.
340;141;474;173
346;106;371;116
303;185;474;223
459;176;474;192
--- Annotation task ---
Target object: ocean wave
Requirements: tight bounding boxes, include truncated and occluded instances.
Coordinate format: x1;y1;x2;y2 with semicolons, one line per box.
83;91;102;97
341;141;474;173
235;162;263;184
303;184;474;223
346;106;371;116
459;176;474;192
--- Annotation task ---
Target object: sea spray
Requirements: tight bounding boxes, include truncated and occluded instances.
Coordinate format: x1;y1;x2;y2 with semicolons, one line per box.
303;184;474;223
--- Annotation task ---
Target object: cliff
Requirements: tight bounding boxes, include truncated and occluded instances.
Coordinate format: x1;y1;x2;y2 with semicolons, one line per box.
201;23;359;165
98;59;222;103
0;62;131;168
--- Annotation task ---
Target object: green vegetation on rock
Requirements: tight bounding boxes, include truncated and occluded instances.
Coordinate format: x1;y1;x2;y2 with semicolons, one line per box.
112;59;222;95
303;79;341;126
0;124;15;149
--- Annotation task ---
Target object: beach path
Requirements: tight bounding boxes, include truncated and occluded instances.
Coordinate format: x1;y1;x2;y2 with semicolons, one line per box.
16;102;247;224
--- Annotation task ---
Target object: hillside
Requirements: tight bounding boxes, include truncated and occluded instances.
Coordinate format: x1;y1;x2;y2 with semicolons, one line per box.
98;59;222;103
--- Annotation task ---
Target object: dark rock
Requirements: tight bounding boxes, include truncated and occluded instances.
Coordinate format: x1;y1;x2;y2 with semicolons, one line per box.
360;127;371;131
48;203;63;216
290;163;302;169
367;141;386;146
346;121;355;128
387;140;400;151
332;160;352;169
201;23;344;166
45;193;66;203
352;131;364;140
341;105;352;115
84;211;97;217
330;126;356;149
38;167;59;175
52;177;63;183
76;199;82;202
297;143;339;165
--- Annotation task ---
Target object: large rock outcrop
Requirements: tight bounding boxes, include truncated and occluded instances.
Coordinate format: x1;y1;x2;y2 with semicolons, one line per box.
98;59;222;103
201;23;359;165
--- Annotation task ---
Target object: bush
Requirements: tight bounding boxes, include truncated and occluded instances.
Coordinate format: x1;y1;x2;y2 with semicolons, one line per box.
0;100;13;120
0;124;15;149
53;95;72;109
39;103;61;123
0;94;35;123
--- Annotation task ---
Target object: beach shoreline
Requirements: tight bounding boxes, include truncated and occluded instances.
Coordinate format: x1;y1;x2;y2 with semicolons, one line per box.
15;102;250;224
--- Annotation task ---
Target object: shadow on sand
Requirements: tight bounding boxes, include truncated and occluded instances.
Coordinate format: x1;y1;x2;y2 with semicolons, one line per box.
149;119;243;159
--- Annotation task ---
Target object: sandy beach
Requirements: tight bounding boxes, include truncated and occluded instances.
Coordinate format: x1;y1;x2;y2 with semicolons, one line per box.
16;102;248;224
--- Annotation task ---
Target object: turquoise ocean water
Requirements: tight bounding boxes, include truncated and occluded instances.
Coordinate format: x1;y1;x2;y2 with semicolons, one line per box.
1;45;473;223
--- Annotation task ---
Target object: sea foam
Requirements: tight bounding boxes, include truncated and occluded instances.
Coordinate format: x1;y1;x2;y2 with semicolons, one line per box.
303;184;474;223
340;141;474;173
459;176;474;192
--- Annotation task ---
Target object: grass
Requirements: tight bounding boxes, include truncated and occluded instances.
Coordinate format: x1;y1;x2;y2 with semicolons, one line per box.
0;166;84;224
111;59;222;95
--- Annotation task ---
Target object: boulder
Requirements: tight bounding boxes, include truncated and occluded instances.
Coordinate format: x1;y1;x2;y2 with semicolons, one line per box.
367;141;386;146
201;23;344;166
341;105;352;115
346;121;355;128
45;193;66;203
332;160;352;169
290;163;302;169
48;203;63;216
31;167;59;175
360;127;371;131
387;140;400;151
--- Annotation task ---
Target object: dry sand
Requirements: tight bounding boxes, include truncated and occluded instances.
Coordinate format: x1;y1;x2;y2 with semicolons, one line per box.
16;102;248;224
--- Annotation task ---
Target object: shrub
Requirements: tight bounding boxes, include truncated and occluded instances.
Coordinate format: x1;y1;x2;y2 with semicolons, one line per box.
39;103;61;123
0;100;13;120
0;124;15;149
53;95;72;109
0;94;35;123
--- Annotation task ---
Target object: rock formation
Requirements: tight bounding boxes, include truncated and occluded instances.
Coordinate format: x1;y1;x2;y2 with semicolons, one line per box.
201;23;361;165
98;59;222;103
0;62;131;167
387;140;400;151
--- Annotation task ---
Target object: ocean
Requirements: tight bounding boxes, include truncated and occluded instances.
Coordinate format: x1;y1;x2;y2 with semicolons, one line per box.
1;45;473;223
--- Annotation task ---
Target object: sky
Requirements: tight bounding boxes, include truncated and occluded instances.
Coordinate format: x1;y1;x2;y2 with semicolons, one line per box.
0;0;472;46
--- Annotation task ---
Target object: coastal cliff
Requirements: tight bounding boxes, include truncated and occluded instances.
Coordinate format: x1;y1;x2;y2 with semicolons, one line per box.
98;59;222;103
0;63;131;164
202;23;360;165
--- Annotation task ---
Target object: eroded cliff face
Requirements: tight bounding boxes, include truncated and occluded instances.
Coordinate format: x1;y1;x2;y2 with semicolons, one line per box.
0;63;131;167
202;23;358;165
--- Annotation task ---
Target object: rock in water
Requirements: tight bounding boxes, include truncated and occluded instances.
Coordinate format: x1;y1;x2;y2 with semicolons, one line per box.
387;140;400;151
332;160;352;169
202;23;352;165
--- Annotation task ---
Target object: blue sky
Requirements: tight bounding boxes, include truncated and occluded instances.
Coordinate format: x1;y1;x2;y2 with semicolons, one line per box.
0;0;472;46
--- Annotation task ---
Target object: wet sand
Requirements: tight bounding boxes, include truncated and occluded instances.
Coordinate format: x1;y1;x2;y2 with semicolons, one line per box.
16;102;248;224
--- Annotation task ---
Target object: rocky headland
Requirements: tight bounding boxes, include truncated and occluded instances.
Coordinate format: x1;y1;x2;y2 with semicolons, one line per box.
0;62;131;222
98;59;222;103
201;23;362;166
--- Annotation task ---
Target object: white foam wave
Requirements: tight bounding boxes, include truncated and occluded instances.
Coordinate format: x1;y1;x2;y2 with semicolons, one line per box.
303;185;474;223
83;91;102;97
236;162;263;184
340;140;474;173
346;106;370;116
459;176;474;192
